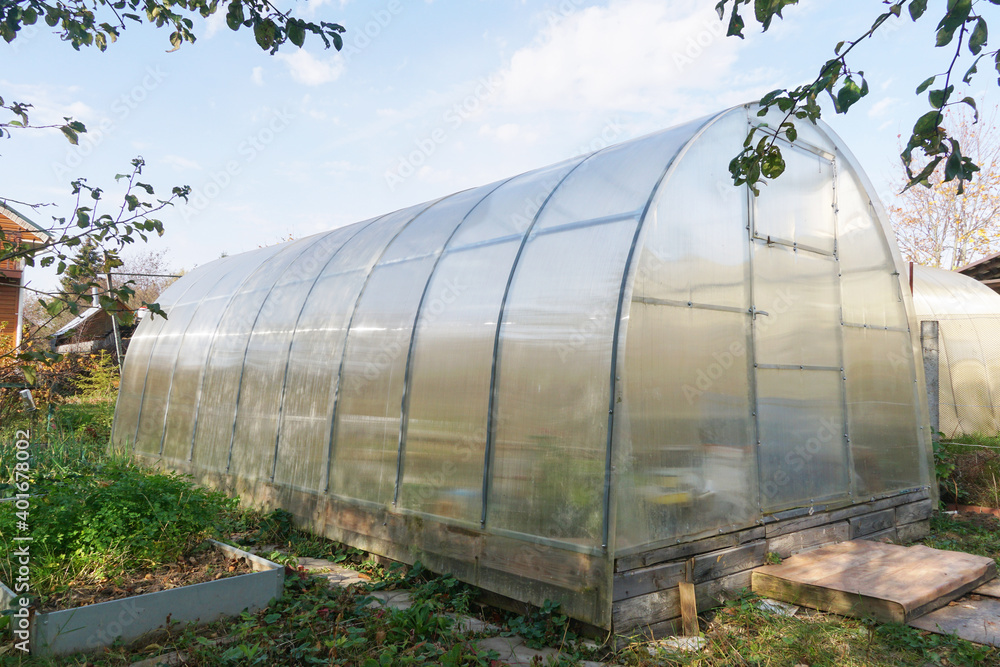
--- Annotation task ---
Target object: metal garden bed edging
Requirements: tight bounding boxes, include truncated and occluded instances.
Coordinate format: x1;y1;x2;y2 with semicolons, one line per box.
3;539;284;657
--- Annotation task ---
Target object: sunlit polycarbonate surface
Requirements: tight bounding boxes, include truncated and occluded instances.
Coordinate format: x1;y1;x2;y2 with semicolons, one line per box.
112;264;207;450
912;266;1000;437
617;110;756;550
116;103;934;626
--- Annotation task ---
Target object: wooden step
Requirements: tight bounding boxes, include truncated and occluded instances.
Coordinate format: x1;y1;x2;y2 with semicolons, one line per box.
751;540;996;624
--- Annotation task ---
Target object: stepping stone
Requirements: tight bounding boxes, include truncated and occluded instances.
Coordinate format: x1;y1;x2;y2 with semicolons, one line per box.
366;590;414;610
910;597;1000;647
475;636;606;667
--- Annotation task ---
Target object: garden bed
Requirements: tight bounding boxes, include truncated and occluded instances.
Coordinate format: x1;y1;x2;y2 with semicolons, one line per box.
2;540;283;657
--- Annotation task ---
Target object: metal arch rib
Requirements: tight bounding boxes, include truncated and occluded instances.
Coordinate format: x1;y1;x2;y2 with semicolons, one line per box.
186;246;298;464
267;216;389;484
479;150;609;529
124;270;203;453
223;233;346;474
153;264;243;458
393;177;515;508
323;196;453;495
601;107;731;550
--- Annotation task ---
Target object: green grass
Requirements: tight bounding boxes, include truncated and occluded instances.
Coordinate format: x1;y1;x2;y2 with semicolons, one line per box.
938;434;1000;508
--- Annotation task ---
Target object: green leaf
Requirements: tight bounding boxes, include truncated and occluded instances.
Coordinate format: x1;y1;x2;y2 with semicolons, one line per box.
21;366;36;387
59;126;79;145
912;110;941;135
835;77;865;113
287;19;305;47
226;1;244;31
969;17;988;54
915;75;936;94
928;85;953;109
909;0;927;21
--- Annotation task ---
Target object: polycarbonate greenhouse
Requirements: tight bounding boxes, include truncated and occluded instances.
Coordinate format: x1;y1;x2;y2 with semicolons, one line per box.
113;103;936;634
911;265;1000;437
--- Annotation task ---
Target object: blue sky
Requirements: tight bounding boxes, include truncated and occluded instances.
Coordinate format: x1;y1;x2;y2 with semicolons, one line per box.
3;0;997;287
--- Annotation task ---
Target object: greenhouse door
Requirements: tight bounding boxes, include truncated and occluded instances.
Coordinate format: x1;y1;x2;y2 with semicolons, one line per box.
749;144;850;513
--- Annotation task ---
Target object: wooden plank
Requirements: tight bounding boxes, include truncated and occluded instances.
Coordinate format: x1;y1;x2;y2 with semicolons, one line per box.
896;520;930;544
895;499;934;526
767;522;849;558
752;540;996;623
692;542;767;583
612;561;685;601
868;489;930;512
612;588;679;632
615;526;765;572
765;503;873;537
679;582;698;636
849;509;895;538
858;527;898;544
695;570;753;610
910;596;1000;647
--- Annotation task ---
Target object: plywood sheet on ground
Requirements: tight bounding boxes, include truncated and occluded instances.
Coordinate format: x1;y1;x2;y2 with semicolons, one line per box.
910;597;1000;647
752;540;996;623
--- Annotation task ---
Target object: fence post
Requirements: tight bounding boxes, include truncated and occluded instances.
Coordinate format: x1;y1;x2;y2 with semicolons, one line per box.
921;320;939;442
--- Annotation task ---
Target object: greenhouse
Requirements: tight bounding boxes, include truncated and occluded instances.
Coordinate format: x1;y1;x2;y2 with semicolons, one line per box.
911;265;1000;437
113;103;935;634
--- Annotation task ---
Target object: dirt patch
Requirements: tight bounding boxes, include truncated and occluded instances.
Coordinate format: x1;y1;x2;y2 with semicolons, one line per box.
39;544;254;613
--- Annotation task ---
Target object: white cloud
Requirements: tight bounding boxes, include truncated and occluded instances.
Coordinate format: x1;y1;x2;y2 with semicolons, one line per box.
203;11;227;39
251;67;264;86
161;155;203;171
276;49;344;86
868;97;897;119
493;0;748;114
479;123;533;144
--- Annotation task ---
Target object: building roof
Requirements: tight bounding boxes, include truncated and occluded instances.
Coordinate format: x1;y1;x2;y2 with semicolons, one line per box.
0;202;50;243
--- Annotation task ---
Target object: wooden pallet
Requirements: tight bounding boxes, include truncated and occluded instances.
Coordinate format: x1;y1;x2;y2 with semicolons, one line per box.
752;540;996;624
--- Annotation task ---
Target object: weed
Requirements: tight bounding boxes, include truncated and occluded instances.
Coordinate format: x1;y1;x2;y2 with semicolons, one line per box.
504;599;577;650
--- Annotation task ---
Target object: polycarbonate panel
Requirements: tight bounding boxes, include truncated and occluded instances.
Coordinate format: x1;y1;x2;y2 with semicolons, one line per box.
531;118;707;232
331;189;491;503
449;158;582;248
137;252;277;460
112;266;205;450
190;238;319;472
400;239;520;521
379;185;497;264
488;218;638;545
228;228;356;483
272;208;421;492
331;255;437;503
911;265;1000;437
753;144;835;253
632;111;749;309
941;319;1000;435
757;369;848;510
158;248;287;462
753;244;840;368
843;326;925;495
838;166;908;330
616;305;756;550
